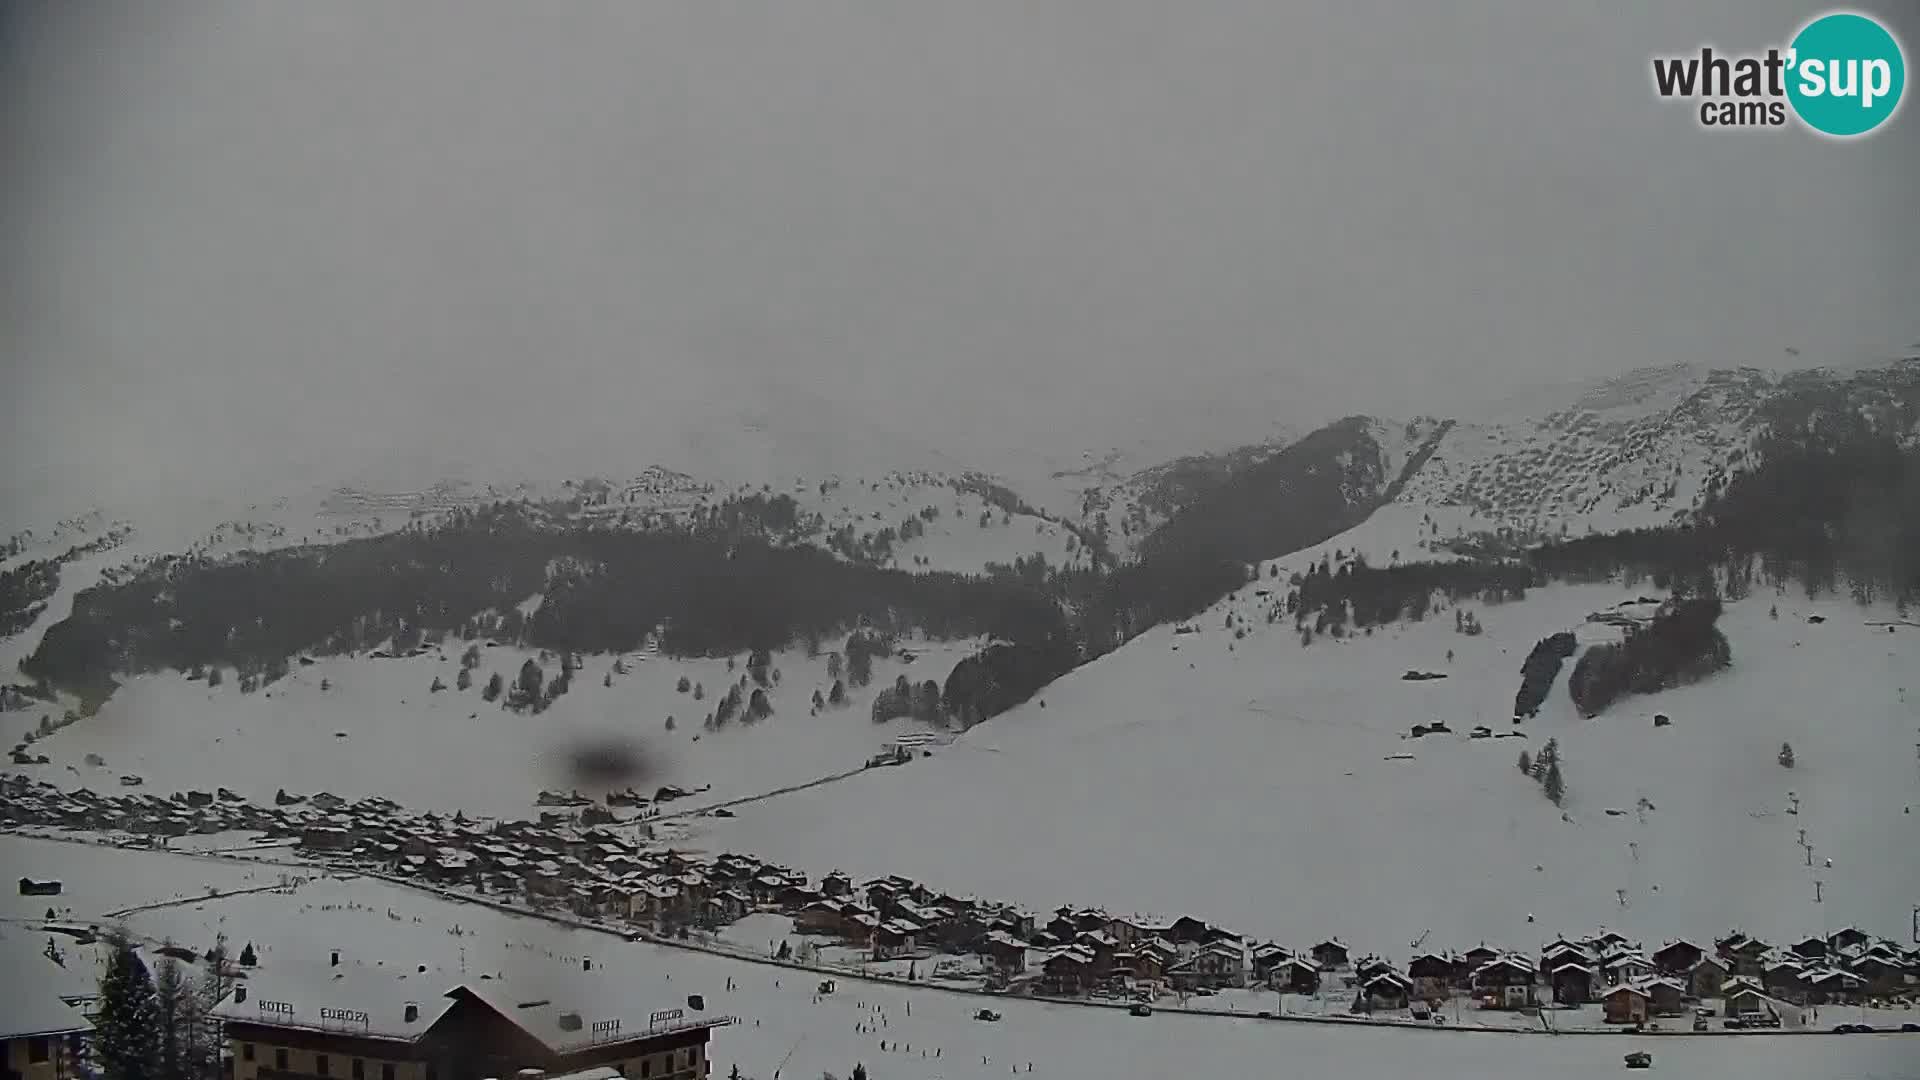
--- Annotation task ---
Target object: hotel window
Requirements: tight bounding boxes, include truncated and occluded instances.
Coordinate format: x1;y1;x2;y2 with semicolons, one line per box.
28;1037;50;1063
382;1066;396;1080
352;1060;365;1080
316;1055;329;1077
276;1049;289;1071
639;1060;651;1078
242;1045;255;1062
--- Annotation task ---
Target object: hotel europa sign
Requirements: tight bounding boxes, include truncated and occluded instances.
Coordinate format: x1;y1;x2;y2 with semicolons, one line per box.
257;1000;371;1026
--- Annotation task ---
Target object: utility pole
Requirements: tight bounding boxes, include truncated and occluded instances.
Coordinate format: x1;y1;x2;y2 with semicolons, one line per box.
1814;880;1824;904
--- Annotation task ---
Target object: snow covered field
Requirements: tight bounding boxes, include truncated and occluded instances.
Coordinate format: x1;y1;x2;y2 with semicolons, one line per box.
692;583;1920;954
5;836;1911;1080
13;638;980;818
2;834;315;924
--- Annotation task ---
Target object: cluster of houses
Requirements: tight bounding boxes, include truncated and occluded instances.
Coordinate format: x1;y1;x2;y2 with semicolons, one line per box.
0;774;281;836
5;773;1917;1024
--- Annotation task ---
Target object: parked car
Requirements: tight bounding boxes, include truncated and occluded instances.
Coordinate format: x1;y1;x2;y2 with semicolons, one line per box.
1129;1003;1153;1017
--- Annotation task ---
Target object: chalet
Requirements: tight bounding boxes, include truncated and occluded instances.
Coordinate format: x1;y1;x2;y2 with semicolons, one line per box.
1270;956;1322;995
1827;927;1870;952
1359;970;1413;1011
1169;916;1215;945
1042;947;1097;995
17;877;61;897
988;910;1036;940
777;885;822;914
1603;954;1653;986
1725;939;1769;977
1250;944;1291;982
1762;959;1806;998
1168;941;1245;991
840;913;879;948
1848;953;1906;993
1353;956;1397;985
1689;955;1729;999
1075;930;1119;965
872;919;922;960
1723;977;1776;1022
300;825;353;852
795;901;845;936
820;872;853;898
1789;936;1828;961
1602;983;1649;1025
1102;915;1144;946
1651;940;1703;975
1643;976;1686;1016
1472;956;1537;1010
714;889;752;924
980;931;1027;975
1549;962;1595;1005
1112;947;1167;984
1407;953;1456;998
1538;939;1593;976
1309;940;1350;970
1803;967;1864;1004
1461;945;1500;971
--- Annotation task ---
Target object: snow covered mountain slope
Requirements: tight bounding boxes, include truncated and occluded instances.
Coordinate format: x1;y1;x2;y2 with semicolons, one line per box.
8;636;979;819
1382;361;1920;549
692;578;1920;953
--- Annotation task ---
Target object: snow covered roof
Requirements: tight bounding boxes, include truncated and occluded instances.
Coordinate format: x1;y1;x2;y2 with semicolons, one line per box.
0;935;93;1039
449;982;725;1054
210;970;456;1041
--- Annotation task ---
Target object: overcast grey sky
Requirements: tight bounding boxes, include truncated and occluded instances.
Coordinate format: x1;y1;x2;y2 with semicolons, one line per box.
4;2;1916;521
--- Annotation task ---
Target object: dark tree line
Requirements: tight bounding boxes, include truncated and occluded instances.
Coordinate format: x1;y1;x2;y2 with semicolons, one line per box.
1568;593;1731;717
1530;432;1920;608
22;505;1069;702
1283;553;1532;636
1513;632;1577;719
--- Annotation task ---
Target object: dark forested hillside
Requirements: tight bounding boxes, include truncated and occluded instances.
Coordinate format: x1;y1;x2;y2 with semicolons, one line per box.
1136;417;1392;567
21;506;1067;704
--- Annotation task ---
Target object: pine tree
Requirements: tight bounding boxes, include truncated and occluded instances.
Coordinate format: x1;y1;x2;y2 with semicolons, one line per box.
482;672;503;702
1778;741;1795;769
1544;760;1565;806
96;929;161;1080
852;1066;868;1080
1517;750;1531;774
194;934;233;1079
238;942;257;967
456;667;472;692
155;952;193;1080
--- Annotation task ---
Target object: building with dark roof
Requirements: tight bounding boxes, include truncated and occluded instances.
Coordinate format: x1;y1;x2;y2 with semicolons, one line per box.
212;970;728;1080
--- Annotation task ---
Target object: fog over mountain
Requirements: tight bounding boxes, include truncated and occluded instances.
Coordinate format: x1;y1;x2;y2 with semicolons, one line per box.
4;2;1916;523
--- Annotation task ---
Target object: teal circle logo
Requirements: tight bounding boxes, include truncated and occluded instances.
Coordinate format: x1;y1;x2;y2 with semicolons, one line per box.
1787;12;1905;137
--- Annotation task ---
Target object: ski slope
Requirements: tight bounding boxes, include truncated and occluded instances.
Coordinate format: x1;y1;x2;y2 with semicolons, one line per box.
12;639;980;818
0;836;1902;1080
694;581;1920;956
